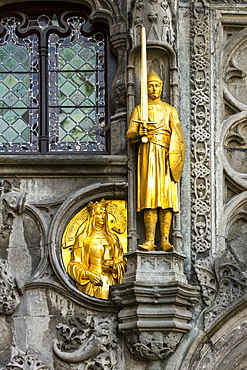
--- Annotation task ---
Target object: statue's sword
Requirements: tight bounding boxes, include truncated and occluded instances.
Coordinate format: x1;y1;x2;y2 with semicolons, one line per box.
134;27;153;143
140;27;149;144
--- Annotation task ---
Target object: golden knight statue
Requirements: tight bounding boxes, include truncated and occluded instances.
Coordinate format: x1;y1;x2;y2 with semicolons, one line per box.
67;199;127;299
127;71;185;252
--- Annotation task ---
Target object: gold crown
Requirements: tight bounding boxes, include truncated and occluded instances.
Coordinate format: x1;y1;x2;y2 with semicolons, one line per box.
147;71;162;84
87;199;107;215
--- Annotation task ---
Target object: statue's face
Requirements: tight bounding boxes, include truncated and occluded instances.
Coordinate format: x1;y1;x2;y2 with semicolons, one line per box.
147;81;162;100
94;207;106;226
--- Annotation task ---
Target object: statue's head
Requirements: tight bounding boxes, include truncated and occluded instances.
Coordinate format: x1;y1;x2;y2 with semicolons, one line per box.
147;71;163;100
87;199;107;226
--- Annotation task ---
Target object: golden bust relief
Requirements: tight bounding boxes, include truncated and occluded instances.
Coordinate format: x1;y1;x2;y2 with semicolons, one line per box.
62;199;127;299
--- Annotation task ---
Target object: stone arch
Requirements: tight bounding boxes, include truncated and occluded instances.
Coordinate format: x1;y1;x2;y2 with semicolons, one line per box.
184;300;247;370
23;204;49;281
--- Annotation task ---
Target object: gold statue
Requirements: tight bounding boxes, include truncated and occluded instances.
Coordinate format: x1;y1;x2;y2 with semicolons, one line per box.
126;71;185;251
66;199;127;299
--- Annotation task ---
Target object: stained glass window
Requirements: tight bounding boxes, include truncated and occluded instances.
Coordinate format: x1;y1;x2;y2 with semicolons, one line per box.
0;18;39;152
0;7;107;153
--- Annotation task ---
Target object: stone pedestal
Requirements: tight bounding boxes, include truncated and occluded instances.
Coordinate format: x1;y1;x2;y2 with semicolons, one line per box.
122;250;188;284
111;251;200;367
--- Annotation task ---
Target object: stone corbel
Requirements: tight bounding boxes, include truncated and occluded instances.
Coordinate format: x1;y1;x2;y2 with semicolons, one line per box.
111;251;200;369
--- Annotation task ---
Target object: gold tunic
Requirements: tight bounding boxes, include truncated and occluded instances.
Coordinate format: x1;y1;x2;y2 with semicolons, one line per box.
127;101;182;213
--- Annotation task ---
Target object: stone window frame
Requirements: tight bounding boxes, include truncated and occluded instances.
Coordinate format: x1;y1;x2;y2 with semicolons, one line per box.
0;1;114;155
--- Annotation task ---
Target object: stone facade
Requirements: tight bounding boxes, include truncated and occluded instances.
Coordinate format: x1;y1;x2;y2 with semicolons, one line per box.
0;0;247;369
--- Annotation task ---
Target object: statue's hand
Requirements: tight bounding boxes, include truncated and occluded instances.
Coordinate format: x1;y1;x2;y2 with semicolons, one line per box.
102;259;113;273
87;271;103;286
139;125;148;137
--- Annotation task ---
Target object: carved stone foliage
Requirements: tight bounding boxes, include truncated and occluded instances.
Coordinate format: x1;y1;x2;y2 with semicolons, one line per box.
2;353;50;370
195;252;247;330
190;0;211;258
127;331;183;361
0;259;20;314
53;316;118;368
129;0;175;47
0;178;26;239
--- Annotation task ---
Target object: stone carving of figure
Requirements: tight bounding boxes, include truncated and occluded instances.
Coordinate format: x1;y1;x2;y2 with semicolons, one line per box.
67;199;127;299
127;71;185;252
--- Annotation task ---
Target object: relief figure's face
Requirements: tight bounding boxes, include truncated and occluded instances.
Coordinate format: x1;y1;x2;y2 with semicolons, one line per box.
94;207;106;226
147;81;162;100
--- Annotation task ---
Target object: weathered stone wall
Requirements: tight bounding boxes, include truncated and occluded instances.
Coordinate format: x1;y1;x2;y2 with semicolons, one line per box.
0;0;247;369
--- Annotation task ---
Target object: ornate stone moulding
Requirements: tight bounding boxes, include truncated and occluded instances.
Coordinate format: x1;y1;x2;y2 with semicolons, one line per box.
195;251;247;331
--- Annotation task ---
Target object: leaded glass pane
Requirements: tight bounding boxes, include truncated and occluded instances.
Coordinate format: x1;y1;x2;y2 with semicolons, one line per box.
0;17;39;153
48;17;106;152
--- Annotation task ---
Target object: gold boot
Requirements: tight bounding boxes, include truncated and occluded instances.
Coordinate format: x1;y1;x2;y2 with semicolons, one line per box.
159;209;175;252
138;209;157;251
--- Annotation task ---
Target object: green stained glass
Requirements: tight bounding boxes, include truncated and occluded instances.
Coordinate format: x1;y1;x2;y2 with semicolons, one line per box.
83;48;95;61
0;49;9;63
61;71;73;79
70;90;85;105
2;127;18;141
71;43;81;53
13;65;28;73
60;118;75;132
22;128;29;141
70;109;83;122
12;118;27;132
4;42;18;55
80;80;95;96
14;48;29;63
70;55;84;69
58;74;66;86
0;120;8;131
0;65;8;73
3;92;19;106
12;82;28;97
60;81;76;96
5;57;18;70
60;63;73;71
47;16;106;151
3;110;18;124
59;48;75;62
0;83;9;98
3;74;18;88
0;17;39;152
81;63;94;71
70;126;85;140
22;57;30;71
58;91;67;103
